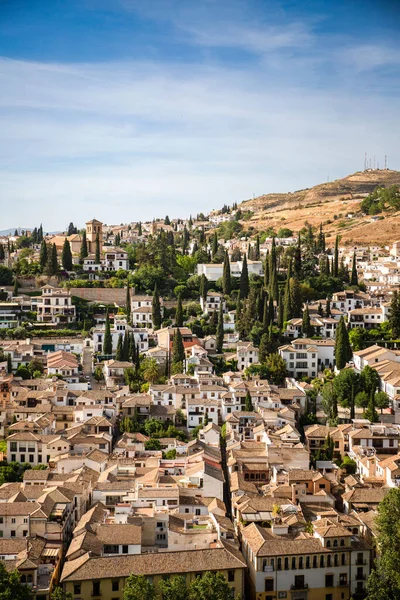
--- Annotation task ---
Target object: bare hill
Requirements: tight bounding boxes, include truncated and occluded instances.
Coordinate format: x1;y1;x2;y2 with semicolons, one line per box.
239;169;400;246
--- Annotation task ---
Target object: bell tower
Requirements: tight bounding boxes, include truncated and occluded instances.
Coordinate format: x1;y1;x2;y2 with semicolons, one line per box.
85;219;103;253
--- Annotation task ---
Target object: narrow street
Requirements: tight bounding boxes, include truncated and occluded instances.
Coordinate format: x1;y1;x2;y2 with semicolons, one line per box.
82;346;101;390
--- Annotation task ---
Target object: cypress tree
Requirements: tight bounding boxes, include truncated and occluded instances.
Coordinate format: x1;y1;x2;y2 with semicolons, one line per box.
7;354;12;373
268;296;274;326
325;297;331;318
138;222;142;236
172;328;185;366
350;252;358;286
263;251;269;288
216;303;224;354
255;234;260;260
289;277;302;318
95;232;101;264
39;240;48;271
152;285;162;330
333;235;339;278
269;237;279;301
350;383;355;421
80;230;88;262
116;334;123;360
262;294;269;332
283;262;292;323
0;244;4;261
200;274;208;302
126;283;131;321
302;305;313;337
277;292;284;330
259;333;269;363
211;232;218;259
123;330;130;361
129;332;135;362
294;235;302;278
335;316;352;370
222;251;231;295
245;390;254;412
103;310;113;355
318;223;325;252
62;239;73;271
13;278;19;297
390;290;400;339
46;243;58;275
317;301;324;317
240;255;249;299
175;296;183;327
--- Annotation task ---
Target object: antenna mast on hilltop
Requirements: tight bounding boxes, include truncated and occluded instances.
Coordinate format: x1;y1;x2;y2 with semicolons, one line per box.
385;155;388;170
364;152;367;171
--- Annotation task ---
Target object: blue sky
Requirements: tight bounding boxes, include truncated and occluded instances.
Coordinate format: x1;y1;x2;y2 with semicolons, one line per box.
0;0;399;230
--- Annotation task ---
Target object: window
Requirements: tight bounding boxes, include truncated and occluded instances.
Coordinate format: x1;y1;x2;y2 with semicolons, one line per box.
305;556;310;569
228;570;235;582
265;579;274;592
325;574;334;587
122;545;129;553
326;595;333;600
23;530;28;537
294;575;305;589
341;553;346;565
284;557;289;570
277;558;282;570
11;531;16;538
92;581;100;596
11;518;16;524
339;573;347;585
320;555;324;568
291;557;296;569
74;584;81;595
298;556;303;569
112;580;119;591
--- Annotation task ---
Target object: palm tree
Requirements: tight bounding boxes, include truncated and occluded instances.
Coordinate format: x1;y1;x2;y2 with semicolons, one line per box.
142;358;159;384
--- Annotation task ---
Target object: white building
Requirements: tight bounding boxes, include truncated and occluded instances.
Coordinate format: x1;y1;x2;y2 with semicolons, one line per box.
37;286;76;325
197;260;263;281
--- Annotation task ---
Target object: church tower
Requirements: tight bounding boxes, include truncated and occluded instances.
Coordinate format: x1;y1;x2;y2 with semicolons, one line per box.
86;219;103;254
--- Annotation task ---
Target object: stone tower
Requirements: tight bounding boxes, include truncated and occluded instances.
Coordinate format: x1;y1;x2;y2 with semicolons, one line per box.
85;219;103;254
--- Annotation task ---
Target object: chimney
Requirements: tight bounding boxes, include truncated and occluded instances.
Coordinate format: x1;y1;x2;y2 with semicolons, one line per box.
291;483;297;505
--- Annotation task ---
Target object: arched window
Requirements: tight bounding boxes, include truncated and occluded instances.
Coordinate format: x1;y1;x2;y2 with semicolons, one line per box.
327;555;332;567
313;555;317;568
277;557;282;571
292;557;296;570
20;576;26;583
284;557;289;570
320;555;325;568
342;553;346;565
271;558;275;571
333;539;338;547
306;556;310;569
27;574;33;583
340;538;345;547
326;540;331;548
334;554;339;567
299;556;304;569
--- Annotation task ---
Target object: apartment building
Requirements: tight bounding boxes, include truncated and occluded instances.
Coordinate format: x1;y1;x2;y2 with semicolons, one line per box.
37;286;76;324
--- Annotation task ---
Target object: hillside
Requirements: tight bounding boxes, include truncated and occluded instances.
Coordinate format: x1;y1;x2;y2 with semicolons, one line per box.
239;169;400;246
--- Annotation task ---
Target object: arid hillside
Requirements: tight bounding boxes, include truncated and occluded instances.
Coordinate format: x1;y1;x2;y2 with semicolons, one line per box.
239;169;400;246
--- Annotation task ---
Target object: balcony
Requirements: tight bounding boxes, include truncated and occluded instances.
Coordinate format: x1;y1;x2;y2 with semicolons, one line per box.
356;559;367;565
291;583;308;590
356;573;366;580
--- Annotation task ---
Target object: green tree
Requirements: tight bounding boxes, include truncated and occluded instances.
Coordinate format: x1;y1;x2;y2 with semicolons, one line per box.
50;587;72;600
216;303;224;354
116;334;123;360
239;255;249;299
0;562;33;599
125;282;131;321
152;284;162;330
265;353;287;384
366;488;400;600
259;333;269;363
188;571;239;600
390;290;400;339
80;230;88;262
175;296;183;327
289;277;302;318
302;305;313;337
222;251;231;295
159;575;187;600
46;243;58;276
94;366;103;382
334;316;352;370
245;390;254;411
13;277;19;297
350;252;358;286
123;574;156;600
142;358;159;384
39;240;48;271
200;274;208;302
61;239;73;271
375;390;390;414
103;310;112;355
333;235;339;278
172;328;185;369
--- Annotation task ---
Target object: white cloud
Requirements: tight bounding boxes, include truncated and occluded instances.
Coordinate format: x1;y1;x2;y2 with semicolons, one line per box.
0;56;399;229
